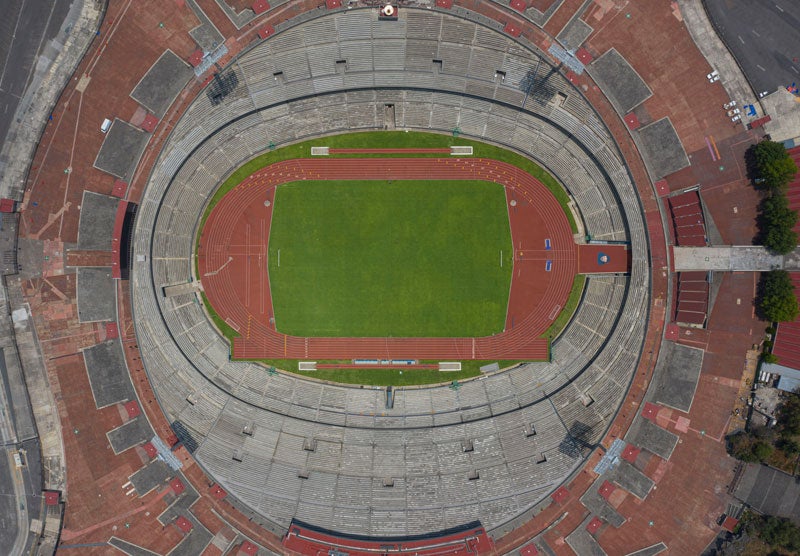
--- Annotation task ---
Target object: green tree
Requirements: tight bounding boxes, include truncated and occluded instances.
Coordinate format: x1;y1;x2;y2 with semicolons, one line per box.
759;515;800;551
759;270;799;323
727;431;758;462
726;431;774;462
778;436;800;455
762;352;779;364
760;192;798;254
752;440;774;461
778;391;800;435
754;140;799;190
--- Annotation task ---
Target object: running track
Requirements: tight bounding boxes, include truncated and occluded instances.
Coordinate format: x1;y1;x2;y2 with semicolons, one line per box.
198;158;577;360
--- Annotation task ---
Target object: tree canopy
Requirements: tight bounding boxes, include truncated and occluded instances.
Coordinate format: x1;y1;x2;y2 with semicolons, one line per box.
758;515;800;551
778;390;800;435
726;430;774;462
760;192;799;254
759;270;799;323
753;140;798;190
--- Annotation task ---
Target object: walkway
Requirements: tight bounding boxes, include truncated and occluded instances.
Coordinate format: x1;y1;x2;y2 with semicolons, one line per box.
673;246;783;271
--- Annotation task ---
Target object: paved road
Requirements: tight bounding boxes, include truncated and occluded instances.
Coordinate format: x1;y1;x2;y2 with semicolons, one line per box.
0;450;22;555
0;0;74;151
705;0;800;94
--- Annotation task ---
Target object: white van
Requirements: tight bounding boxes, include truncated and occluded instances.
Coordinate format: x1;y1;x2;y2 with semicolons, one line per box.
101;118;112;133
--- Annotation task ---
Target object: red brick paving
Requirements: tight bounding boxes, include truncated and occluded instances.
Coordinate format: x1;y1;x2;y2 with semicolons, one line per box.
575;47;592;64
586;516;603;534
598;480;615;500
258;24;275;39
551;486;569;504
141;113;159;133
252;0;271;15
624;112;640;130
621;444;640;464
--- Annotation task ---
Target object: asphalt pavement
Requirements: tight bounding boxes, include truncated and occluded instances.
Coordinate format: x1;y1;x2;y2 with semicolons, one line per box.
0;0;74;152
705;0;800;94
0;450;21;555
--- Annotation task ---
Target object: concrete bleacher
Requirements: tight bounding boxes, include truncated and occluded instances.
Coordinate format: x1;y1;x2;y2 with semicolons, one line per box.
130;6;650;538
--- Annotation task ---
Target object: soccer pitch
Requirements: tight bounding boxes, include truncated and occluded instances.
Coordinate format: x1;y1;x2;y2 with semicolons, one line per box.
267;180;514;337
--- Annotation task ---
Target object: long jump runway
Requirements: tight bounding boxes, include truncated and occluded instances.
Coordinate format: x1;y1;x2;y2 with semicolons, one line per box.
198;158;577;360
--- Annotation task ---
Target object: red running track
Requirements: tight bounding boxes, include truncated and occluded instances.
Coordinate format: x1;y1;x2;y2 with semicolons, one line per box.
197;158;577;360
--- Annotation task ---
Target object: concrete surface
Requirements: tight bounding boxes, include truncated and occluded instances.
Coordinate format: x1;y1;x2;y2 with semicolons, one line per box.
0;0;74;171
77;267;115;322
130;50;194;118
673;246;784;271
733;463;800;522
93;119;150;180
761;88;800;143
636;118;690;180
625;418;679;461
652;342;704;413
588;48;652;114
77;191;119;251
81;339;135;409
0;0;100;201
107;417;153;454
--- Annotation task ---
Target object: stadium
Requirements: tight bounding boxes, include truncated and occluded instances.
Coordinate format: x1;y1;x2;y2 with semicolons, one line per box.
0;0;798;555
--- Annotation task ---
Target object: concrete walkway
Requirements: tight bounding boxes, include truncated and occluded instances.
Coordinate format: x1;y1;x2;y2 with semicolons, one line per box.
673;246;800;272
673;246;783;271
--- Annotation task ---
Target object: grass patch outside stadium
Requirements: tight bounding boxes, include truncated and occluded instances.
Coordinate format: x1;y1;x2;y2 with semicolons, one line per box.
196;130;586;385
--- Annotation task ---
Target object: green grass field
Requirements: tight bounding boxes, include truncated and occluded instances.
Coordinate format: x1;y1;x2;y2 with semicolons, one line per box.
267;180;513;337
